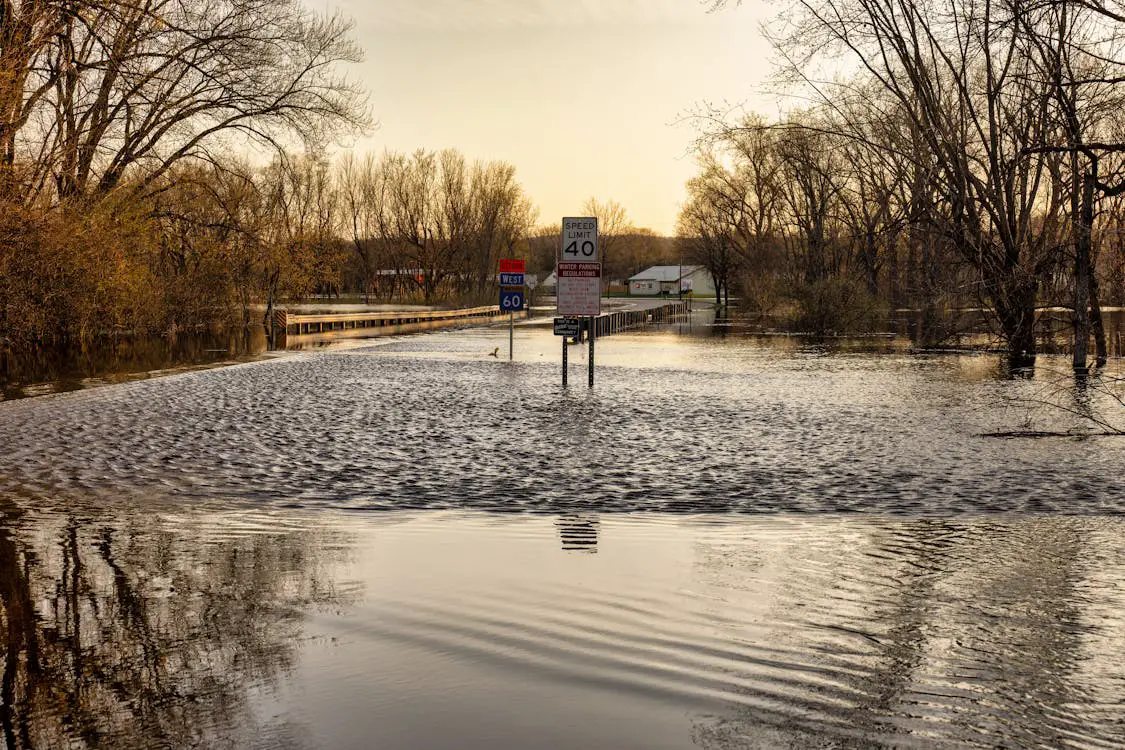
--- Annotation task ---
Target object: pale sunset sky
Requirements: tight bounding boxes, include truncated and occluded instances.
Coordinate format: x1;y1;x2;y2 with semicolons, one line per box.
327;0;775;235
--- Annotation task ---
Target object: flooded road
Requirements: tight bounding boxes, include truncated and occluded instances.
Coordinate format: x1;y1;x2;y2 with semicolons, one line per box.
1;316;1124;747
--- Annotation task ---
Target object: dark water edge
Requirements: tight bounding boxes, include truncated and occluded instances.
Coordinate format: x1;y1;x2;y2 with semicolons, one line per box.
0;327;270;400
713;307;1125;357
4;306;1125;400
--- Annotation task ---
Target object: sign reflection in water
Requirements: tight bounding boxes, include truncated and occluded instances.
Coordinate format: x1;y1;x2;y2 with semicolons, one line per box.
1;319;1125;747
3;508;1123;749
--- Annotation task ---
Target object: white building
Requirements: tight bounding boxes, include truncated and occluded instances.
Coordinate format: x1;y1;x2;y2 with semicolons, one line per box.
627;265;715;296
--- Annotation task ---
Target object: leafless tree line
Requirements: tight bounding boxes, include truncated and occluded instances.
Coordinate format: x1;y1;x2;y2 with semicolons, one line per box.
692;0;1125;369
137;147;539;335
0;0;365;205
337;149;536;305
0;0;369;344
0;1;543;345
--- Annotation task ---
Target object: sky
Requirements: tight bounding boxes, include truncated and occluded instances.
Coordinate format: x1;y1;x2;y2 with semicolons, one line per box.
324;0;775;235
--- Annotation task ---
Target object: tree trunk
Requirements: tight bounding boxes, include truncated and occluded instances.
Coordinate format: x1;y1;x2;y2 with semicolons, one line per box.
264;270;279;346
863;227;879;296
1072;173;1094;373
999;280;1038;368
1089;257;1107;368
888;234;900;311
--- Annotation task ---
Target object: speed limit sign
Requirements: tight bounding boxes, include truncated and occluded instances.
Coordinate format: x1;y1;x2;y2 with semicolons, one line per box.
561;217;598;261
557;217;600;317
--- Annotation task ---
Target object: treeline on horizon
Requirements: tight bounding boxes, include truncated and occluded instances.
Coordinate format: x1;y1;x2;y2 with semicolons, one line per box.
0;0;680;348
681;0;1125;369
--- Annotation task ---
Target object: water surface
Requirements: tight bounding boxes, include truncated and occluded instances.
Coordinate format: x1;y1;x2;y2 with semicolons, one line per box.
1;320;1122;514
1;317;1124;748
0;509;1122;748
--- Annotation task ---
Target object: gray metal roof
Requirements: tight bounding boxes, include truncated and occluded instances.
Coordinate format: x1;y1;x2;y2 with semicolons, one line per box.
628;265;703;282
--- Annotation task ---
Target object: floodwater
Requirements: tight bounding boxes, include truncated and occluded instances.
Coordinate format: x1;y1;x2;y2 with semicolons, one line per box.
0;328;270;401
1;311;1124;748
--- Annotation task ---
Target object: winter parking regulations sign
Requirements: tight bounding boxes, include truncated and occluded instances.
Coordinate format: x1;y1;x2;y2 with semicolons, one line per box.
557;217;600;316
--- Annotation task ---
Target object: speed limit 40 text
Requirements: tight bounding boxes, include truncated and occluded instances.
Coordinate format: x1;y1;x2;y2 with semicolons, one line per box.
562;216;598;260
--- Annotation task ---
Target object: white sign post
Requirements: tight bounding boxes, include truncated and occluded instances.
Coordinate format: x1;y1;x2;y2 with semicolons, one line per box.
557;217;600;386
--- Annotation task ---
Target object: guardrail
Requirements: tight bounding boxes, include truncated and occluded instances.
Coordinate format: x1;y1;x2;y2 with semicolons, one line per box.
275;305;520;340
582;301;690;338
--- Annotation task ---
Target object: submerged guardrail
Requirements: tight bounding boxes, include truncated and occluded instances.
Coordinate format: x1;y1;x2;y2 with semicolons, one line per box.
276;305;523;342
582;300;690;338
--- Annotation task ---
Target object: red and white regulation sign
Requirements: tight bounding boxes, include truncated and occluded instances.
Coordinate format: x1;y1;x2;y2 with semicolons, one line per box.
557;261;601;316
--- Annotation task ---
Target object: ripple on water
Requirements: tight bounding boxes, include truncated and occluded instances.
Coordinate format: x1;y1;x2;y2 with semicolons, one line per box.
300;513;1125;748
0;329;1123;515
0;503;1123;745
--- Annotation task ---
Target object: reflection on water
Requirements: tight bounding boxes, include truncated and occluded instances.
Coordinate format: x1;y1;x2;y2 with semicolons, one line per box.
0;328;268;400
2;317;1125;747
556;515;599;552
0;501;353;749
2;510;1123;748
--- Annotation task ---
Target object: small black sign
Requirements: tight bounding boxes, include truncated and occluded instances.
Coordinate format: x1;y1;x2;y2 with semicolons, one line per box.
553;317;581;337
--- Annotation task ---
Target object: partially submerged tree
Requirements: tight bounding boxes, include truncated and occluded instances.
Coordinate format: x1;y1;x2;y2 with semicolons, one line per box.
711;0;1119;364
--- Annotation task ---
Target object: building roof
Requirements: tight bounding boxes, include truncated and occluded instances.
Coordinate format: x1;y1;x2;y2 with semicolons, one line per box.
628;265;704;282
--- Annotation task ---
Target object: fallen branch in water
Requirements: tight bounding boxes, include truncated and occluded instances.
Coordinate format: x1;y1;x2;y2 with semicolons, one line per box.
980;365;1125;436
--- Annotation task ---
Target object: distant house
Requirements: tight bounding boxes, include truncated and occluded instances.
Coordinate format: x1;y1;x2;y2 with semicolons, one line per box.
541;271;557;290
628;265;715;296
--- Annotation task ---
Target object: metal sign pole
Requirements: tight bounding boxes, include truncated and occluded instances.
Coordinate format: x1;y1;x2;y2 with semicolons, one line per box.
562;337;568;386
588;316;595;387
498;259;524;362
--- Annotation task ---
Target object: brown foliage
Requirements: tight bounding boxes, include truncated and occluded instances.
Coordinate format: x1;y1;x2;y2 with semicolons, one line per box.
0;199;163;345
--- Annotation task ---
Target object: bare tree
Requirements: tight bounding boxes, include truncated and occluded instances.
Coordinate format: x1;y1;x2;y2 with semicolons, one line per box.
677;172;742;307
715;0;1070;365
338;153;386;303
581;197;630;290
258;152;340;326
5;0;367;205
368;149;534;304
0;0;58;201
1013;0;1125;370
0;0;369;344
